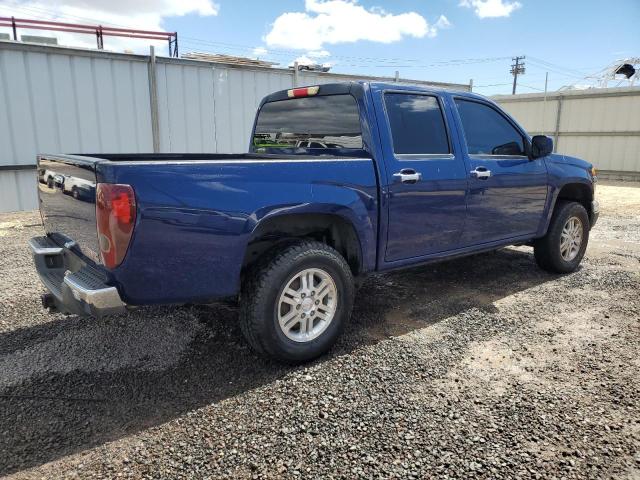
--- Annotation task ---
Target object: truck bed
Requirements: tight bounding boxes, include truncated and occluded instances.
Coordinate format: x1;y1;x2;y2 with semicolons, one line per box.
36;152;378;306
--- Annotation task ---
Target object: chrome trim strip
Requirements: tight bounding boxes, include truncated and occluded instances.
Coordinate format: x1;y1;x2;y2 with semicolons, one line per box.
468;154;529;159
395;153;455;160
28;237;63;255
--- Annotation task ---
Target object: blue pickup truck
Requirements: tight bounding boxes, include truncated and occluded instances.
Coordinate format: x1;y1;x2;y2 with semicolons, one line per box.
30;82;599;363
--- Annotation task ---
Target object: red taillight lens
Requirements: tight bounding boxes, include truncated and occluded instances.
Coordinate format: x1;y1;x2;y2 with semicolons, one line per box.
96;183;136;269
287;86;319;98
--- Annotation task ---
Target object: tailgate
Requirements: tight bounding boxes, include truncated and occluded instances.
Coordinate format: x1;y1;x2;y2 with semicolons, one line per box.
38;155;101;263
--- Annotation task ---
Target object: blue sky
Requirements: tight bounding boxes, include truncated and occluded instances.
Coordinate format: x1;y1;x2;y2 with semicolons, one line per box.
2;0;639;95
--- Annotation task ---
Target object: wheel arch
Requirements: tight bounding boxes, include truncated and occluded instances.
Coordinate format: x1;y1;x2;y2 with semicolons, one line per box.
556;182;593;214
541;180;595;235
241;212;364;277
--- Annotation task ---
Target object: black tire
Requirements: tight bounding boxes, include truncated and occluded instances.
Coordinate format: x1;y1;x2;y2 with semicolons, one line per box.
47;177;54;188
534;200;589;273
72;187;79;199
240;241;355;364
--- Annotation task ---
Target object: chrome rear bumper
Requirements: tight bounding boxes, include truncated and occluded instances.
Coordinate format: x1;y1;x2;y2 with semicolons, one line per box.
29;236;126;317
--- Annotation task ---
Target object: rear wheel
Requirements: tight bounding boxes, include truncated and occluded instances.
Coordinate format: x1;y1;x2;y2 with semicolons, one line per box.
534;201;589;273
240;241;354;364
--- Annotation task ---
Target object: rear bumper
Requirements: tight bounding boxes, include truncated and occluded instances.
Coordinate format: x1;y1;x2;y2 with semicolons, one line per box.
29;236;127;317
590;199;600;228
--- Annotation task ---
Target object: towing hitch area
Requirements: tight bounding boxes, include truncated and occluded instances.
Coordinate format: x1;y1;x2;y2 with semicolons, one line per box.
41;292;58;312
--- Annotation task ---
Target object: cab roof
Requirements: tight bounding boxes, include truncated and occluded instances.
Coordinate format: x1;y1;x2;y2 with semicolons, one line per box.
260;81;489;106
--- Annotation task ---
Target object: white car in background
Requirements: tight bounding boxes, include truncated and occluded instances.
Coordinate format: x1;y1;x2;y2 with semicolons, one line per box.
62;175;95;200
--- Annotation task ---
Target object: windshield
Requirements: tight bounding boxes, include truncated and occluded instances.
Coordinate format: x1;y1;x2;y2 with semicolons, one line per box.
252;94;363;152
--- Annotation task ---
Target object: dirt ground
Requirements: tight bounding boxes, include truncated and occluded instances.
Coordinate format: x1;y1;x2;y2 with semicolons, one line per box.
0;182;638;479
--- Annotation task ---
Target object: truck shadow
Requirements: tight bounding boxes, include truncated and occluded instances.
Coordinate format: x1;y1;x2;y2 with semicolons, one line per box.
0;247;556;476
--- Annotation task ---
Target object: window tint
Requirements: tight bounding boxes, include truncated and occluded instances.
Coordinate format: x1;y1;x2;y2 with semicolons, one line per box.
253;94;362;150
454;99;525;155
384;93;449;155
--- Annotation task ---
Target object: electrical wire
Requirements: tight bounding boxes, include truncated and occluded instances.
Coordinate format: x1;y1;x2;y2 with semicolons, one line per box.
2;4;511;69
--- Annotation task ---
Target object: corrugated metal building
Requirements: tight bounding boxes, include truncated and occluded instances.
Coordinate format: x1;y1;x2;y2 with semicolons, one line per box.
494;87;640;179
0;40;470;212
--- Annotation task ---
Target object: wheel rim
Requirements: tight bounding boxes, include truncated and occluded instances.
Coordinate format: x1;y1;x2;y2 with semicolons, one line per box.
277;268;338;343
560;216;583;261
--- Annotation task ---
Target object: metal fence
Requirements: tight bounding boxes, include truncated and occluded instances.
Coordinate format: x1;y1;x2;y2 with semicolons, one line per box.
0;40;470;212
493;87;640;180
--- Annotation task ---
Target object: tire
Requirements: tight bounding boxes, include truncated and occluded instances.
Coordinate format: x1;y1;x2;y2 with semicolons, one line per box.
534;200;589;273
72;187;79;199
47;177;54;188
240;241;355;364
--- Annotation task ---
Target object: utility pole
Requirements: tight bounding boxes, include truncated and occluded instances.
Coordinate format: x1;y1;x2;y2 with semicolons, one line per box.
510;56;525;95
541;72;548;134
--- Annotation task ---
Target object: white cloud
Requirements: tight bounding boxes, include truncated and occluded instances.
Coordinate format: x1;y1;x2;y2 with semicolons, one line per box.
265;0;447;50
252;46;268;57
426;15;451;37
0;0;219;53
308;49;331;58
292;55;315;66
459;0;522;18
434;15;452;30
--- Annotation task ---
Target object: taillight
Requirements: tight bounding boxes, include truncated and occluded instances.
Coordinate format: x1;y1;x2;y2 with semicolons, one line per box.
287;86;319;98
96;183;136;269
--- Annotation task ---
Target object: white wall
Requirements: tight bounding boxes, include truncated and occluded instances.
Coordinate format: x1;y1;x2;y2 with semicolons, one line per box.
494;87;640;175
0;40;470;212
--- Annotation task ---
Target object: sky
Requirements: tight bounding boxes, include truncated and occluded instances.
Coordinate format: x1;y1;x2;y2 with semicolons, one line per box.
1;0;639;95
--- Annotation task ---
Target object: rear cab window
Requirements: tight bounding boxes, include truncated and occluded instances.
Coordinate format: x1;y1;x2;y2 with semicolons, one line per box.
252;94;363;154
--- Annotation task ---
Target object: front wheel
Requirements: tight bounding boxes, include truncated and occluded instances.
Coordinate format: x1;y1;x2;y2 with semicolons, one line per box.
240;241;355;364
534;201;590;273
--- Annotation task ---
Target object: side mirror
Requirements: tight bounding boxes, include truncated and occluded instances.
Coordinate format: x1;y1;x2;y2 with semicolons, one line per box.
530;135;553;159
492;141;524;156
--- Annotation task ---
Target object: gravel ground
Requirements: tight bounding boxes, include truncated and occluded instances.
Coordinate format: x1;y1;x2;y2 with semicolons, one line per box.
0;182;638;479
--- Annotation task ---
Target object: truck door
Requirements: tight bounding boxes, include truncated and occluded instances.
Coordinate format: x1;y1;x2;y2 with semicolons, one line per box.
452;98;548;245
374;90;468;262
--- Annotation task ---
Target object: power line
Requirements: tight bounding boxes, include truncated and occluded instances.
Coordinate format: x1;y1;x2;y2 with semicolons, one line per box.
473;83;512;88
519;83;545;91
0;4;603;90
527;56;591;77
526;58;586;80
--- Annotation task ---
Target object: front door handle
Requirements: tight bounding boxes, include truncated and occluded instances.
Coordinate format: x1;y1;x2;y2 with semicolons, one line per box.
470;167;491;179
393;169;422;184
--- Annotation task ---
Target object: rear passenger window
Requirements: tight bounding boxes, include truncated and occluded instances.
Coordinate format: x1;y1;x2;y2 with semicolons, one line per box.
384;93;450;155
454;99;525;156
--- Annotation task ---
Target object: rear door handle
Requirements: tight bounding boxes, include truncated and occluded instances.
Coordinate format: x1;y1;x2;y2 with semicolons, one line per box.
470;167;491;179
393;169;422;184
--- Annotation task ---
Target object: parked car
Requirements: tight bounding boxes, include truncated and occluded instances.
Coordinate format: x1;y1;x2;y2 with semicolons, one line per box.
38;169;60;188
62;174;96;201
29;82;598;363
294;140;344;148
